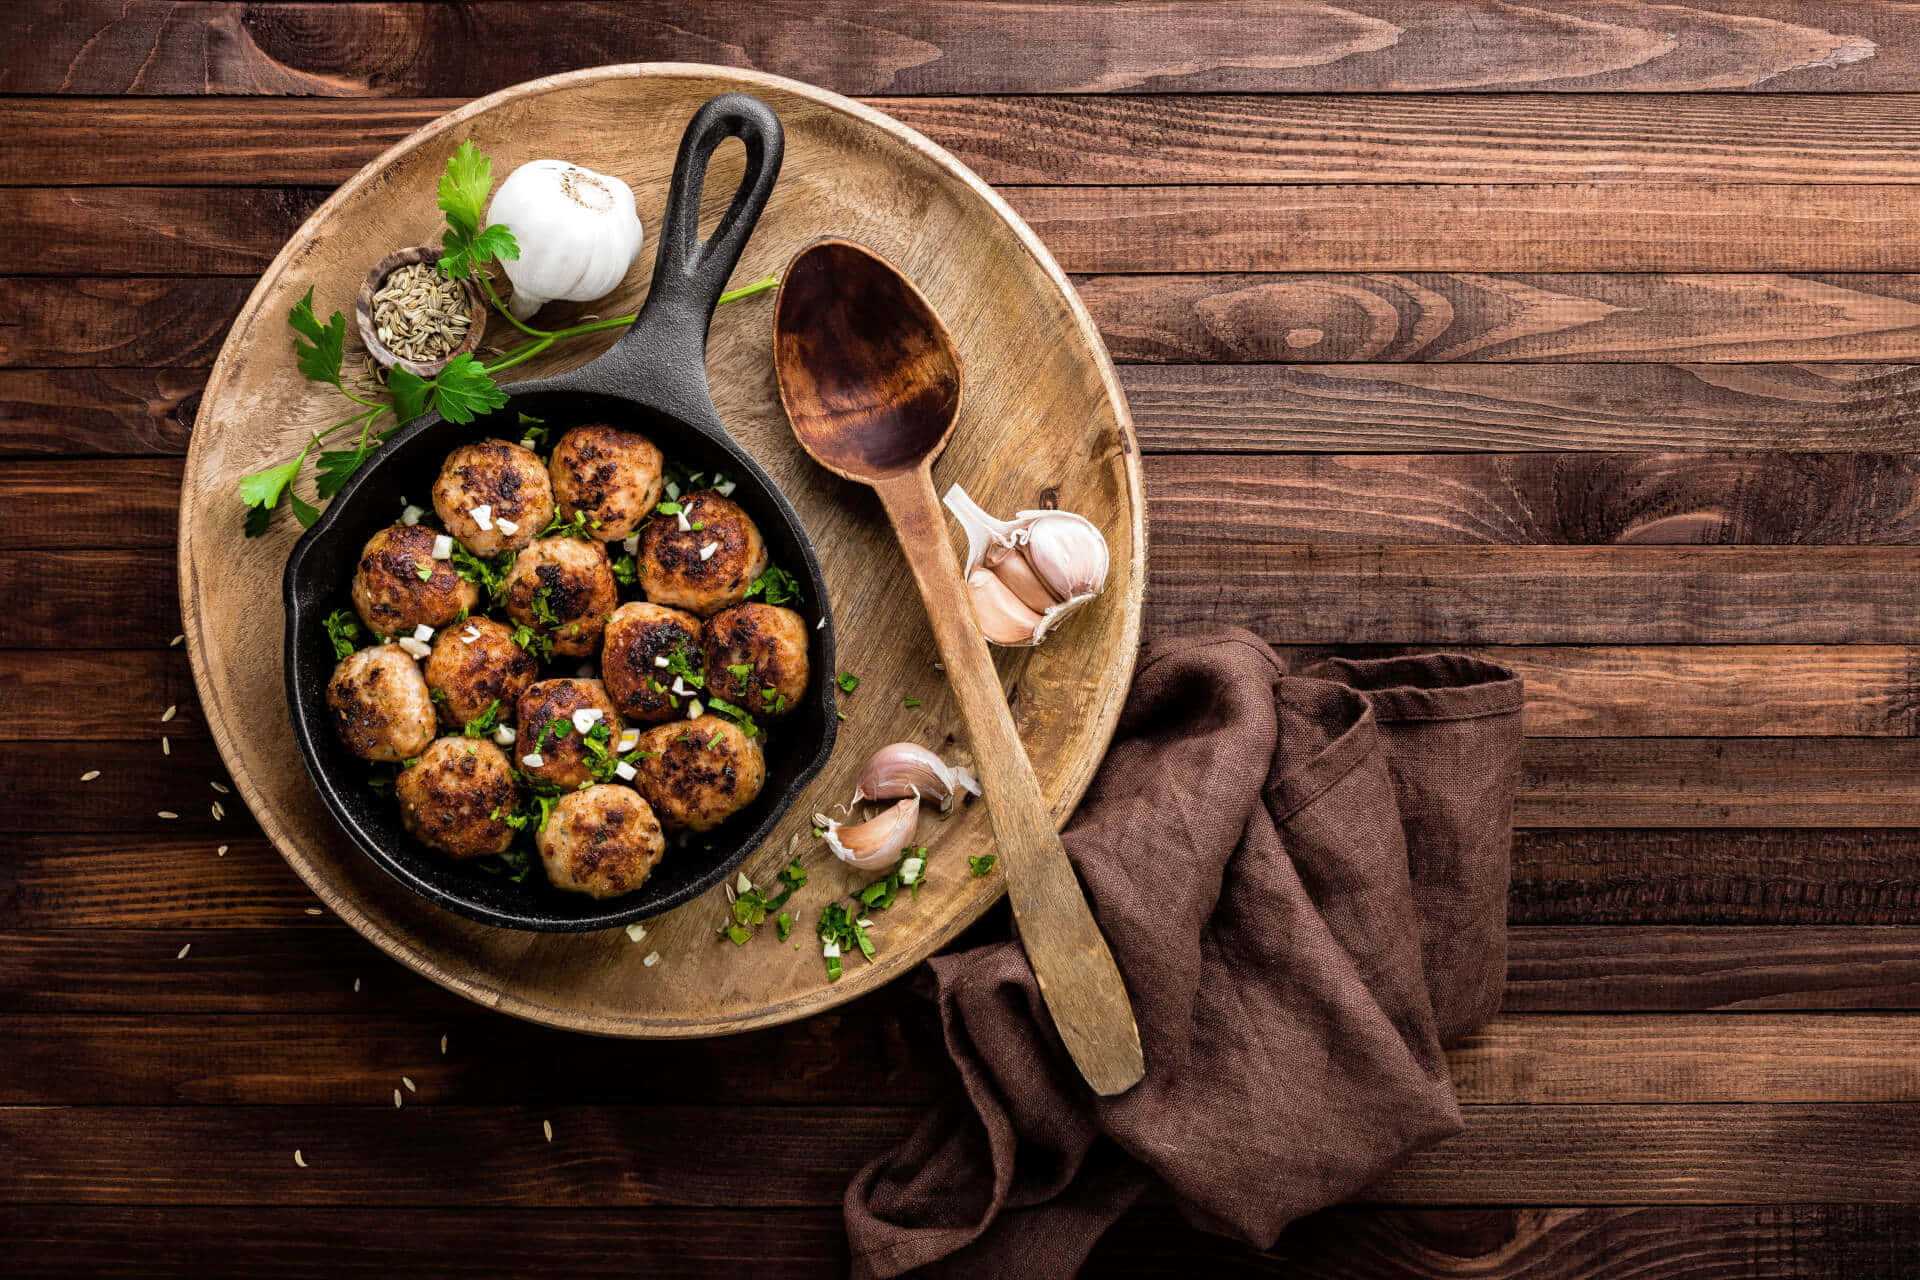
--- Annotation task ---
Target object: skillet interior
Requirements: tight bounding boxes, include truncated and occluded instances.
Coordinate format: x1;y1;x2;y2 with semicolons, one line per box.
283;386;838;932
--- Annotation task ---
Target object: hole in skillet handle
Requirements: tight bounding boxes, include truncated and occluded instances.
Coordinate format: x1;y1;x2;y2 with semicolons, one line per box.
283;93;838;933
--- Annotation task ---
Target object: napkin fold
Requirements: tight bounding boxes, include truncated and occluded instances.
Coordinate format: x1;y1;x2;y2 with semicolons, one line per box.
845;629;1524;1277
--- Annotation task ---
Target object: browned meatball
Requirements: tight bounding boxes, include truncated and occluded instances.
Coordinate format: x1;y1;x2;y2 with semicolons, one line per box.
547;423;664;544
326;644;437;763
535;784;666;898
432;439;555;556
396;737;517;859
702;603;808;717
350;523;479;636
423;616;538;730
501;536;618;657
601;602;703;724
515;678;623;791
631;715;765;831
637;489;768;617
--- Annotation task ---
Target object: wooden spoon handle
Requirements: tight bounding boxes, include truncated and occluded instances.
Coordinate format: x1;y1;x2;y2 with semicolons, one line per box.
872;468;1145;1096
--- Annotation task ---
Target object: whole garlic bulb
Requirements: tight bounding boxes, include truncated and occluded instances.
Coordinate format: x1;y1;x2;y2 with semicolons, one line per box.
487;159;644;320
944;483;1110;647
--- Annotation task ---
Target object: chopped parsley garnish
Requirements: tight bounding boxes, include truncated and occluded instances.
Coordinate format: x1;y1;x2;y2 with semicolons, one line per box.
477;844;536;883
816;902;873;981
517;413;548;451
510;622;554;661
451;544;513;600
719;859;810;946
580;720;619;782
744;563;803;605
611;553;639;586
706;730;724;749
969;854;997;877
539;508;591;540
665;639;705;689
462;700;502;739
655;500;682;516
321;608;365;660
904;697;921;708
533;716;572;753
775;912;792;941
705;695;761;738
529;585;561;626
726;663;752;679
837;671;859;693
414;560;435;581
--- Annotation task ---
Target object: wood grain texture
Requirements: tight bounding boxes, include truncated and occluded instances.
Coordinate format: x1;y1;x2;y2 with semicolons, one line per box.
5;1011;1917;1106
1152;452;1920;545
3;2;1911;96
1126;363;1920;452
0;368;200;457
0;550;180;647
7;1204;1919;1280
0;651;201;738
0;278;246;367
1083;274;1920;364
5;1102;1918;1206
11;925;1919;1015
19;94;1920;187
0;186;326;274
0;459;180;548
1151;545;1920;644
1510;829;1920;925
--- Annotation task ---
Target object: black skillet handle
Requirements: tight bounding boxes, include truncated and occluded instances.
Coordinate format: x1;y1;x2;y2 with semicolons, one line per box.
596;93;784;410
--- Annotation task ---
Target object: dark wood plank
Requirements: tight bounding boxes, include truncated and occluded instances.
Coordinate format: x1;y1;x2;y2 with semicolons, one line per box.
17;94;1920;187
1152;452;1920;545
0;550;179;647
1081;274;1920;364
882;94;1920;186
3;739;251;835
7;1011;1915;1107
0;186;325;275
10;927;1920;1015
1368;1104;1920;1204
1280;646;1919;738
0;652;200;740
1518;738;1920;828
1510;829;1920;925
0;368;200;457
1125;363;1920;453
1;835;313;928
0;279;244;367
0;1008;944;1107
1504;927;1920;1011
8;1204;1918;1280
0;458;180;548
1150;545;1920;644
1010;186;1920;273
3;2;1911;96
5;1101;1917;1205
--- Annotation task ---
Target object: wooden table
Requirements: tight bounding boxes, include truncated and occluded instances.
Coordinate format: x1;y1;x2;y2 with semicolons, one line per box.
6;3;1920;1274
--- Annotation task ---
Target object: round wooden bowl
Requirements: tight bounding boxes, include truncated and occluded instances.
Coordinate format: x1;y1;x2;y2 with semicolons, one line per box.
355;245;486;377
177;64;1144;1039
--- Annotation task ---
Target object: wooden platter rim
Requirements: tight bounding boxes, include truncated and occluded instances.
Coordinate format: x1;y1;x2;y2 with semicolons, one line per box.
177;62;1146;1038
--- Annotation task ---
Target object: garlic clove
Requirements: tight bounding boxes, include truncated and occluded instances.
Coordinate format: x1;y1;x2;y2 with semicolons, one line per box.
993;545;1061;614
1023;511;1110;601
852;742;982;814
815;796;920;870
942;482;1024;577
488;159;644;320
966;567;1046;646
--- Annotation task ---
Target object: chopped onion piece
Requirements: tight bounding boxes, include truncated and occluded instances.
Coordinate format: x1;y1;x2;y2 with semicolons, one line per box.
401;505;425;526
735;872;753;894
821;941;841;959
495;516;520;536
571;708;604;734
616;728;640;753
716;480;737;497
521;752;544;769
625;923;647;942
412;624;435;642
698;541;718;561
469;504;493;531
431;534;453;559
642;951;661;967
397;636;431;659
614;760;637;782
653;655;670;669
676;509;692;532
686;699;703;719
494;725;517;746
622;535;640;556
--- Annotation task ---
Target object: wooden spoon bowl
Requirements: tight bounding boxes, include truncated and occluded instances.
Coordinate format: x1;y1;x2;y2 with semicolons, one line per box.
775;237;1145;1096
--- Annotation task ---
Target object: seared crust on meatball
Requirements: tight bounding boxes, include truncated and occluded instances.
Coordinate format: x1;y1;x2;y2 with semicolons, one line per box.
702;603;808;717
548;423;664;544
535;784;666;899
326;644;437;763
433;440;555;556
350;524;480;636
631;715;765;831
601;602;703;724
396;737;517;859
637;489;769;617
501;536;618;657
515;678;622;791
423;616;538;729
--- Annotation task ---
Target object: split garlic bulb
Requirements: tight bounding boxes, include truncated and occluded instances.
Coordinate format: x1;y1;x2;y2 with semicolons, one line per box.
487;159;644;320
816;796;920;871
944;483;1110;647
852;742;980;814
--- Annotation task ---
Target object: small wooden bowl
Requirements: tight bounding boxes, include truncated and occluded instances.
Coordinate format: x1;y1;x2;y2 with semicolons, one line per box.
355;246;486;378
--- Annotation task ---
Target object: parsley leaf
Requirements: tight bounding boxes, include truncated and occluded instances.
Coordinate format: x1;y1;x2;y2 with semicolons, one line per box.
387;367;432;425
744;563;803;605
429;354;508;424
706;695;761;738
434;142;520;279
665;640;705;690
462;700;502;739
969;854;997;878
837;671;859;694
287;286;346;388
321;608;365;660
611;553;638;586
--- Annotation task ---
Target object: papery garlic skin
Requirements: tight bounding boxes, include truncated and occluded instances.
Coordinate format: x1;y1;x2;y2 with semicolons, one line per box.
488;160;644;320
944;483;1111;647
852;742;981;814
815;796;920;870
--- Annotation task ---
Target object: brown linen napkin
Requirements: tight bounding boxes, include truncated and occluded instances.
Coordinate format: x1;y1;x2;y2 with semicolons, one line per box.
845;629;1524;1277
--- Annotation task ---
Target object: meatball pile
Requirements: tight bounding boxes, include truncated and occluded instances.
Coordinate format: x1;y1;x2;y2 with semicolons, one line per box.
322;422;813;900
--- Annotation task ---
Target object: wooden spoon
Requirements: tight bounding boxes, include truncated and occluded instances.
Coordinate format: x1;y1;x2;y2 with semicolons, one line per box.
774;238;1145;1096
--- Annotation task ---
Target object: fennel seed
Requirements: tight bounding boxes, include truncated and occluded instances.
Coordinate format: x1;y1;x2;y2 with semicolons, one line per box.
371;261;473;363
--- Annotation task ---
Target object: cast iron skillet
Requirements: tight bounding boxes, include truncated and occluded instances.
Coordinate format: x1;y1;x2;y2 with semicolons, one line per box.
284;93;837;932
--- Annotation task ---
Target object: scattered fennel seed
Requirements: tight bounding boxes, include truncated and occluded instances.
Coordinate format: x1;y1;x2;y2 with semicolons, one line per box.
403;1077;417;1094
80;770;100;782
161;705;178;723
170;634;185;647
353;978;361;992
294;1150;307;1168
210;781;230;795
440;1035;448;1055
216;845;229;857
394;1089;403;1109
161;737;170;755
176;943;192;959
158;811;178;820
211;801;225;820
543;1120;553;1143
305;907;323;916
